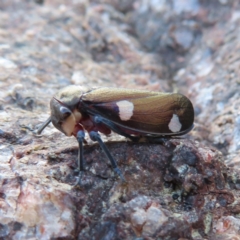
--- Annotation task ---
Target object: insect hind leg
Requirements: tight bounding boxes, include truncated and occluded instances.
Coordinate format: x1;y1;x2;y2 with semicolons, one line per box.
89;131;126;182
143;136;170;144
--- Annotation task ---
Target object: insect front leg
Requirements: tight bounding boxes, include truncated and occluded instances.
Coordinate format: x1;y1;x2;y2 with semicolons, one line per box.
89;131;126;182
76;130;85;171
73;129;86;186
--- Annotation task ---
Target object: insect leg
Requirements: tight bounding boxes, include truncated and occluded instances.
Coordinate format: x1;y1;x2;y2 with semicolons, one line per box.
144;136;169;144
93;115;140;142
89;131;126;182
76;130;85;171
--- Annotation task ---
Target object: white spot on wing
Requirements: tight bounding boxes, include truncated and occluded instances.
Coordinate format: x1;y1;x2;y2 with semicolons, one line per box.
168;114;182;132
116;100;134;121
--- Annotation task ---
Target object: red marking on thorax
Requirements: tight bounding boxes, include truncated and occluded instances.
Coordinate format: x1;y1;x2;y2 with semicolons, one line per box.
75;115;112;136
73;124;84;137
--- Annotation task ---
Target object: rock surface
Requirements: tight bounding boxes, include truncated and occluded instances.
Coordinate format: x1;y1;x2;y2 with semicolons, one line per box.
0;0;240;239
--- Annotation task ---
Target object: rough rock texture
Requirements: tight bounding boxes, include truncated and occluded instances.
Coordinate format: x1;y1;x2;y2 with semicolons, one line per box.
1;0;240;239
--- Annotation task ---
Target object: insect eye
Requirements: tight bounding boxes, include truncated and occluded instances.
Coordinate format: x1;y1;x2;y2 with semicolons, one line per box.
60;106;71;118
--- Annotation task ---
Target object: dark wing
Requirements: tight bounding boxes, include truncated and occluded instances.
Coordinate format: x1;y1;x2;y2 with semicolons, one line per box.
82;88;194;136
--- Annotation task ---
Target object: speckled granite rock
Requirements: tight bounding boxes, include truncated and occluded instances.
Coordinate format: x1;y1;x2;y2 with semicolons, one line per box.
0;0;240;239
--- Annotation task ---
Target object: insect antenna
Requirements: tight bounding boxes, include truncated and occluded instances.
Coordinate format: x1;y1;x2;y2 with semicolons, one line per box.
36;116;52;134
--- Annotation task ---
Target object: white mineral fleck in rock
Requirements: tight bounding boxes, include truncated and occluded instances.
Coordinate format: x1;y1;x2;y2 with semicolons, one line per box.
131;208;147;229
0;58;17;69
142;206;168;235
